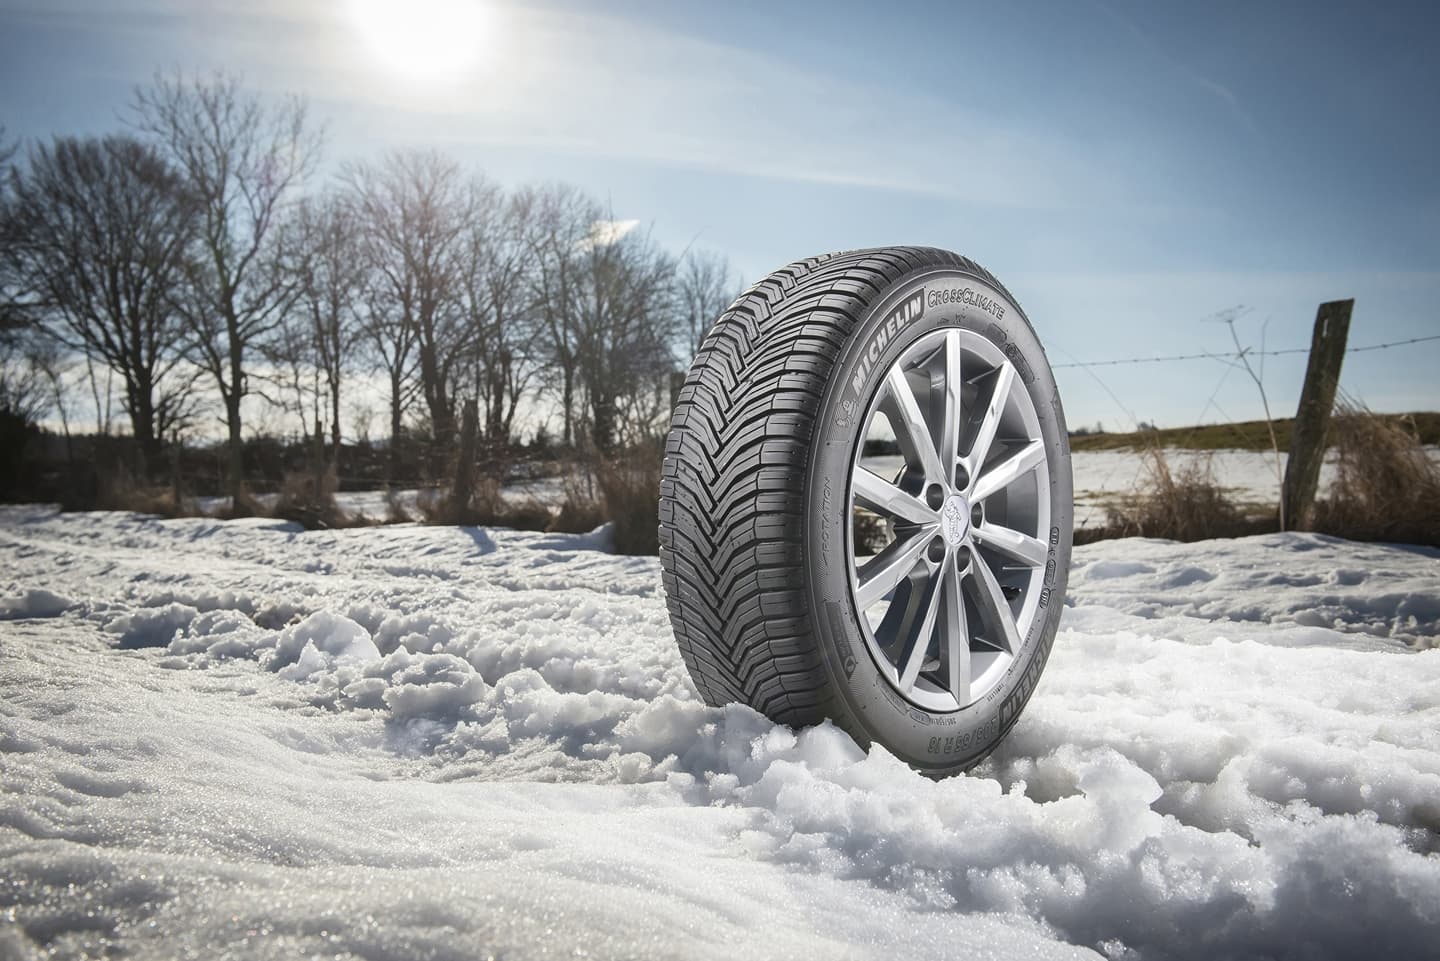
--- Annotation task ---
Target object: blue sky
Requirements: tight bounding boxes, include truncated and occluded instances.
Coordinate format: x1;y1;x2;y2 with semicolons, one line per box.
2;0;1436;430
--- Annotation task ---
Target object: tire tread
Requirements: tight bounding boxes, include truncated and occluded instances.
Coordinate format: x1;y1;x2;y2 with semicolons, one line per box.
659;246;1003;727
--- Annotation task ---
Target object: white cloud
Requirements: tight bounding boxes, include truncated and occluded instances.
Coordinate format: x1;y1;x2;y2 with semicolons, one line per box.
582;218;639;250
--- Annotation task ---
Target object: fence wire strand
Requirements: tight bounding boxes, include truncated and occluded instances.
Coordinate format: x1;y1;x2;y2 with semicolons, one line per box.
1051;333;1440;370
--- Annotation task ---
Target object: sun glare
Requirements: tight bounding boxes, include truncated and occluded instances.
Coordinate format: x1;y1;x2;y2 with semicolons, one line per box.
349;0;491;81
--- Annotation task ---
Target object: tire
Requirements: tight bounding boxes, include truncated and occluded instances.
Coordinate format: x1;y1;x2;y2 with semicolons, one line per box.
659;246;1072;776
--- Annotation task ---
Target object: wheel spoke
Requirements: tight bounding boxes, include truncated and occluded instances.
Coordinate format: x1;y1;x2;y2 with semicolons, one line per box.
881;367;947;485
966;362;1015;483
936;330;963;483
972;439;1045;502
896;566;943;693
973;521;1048;568
940;559;970;704
852;467;935;527
970;553;1022;655
855;530;931;609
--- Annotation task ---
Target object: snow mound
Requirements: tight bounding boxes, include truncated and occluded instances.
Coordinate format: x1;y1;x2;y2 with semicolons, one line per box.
0;587;73;620
267;610;382;679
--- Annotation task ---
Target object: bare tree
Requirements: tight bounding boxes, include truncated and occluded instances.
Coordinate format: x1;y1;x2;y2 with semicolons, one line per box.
1;125;27;338
523;189;680;453
132;72;321;505
574;221;678;453
521;183;598;448
276;192;364;460
676;248;741;360
344;150;470;451
358;276;420;483
5;135;197;471
459;182;541;449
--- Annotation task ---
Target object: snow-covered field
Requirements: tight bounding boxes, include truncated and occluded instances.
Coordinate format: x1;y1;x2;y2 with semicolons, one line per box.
2;506;1438;960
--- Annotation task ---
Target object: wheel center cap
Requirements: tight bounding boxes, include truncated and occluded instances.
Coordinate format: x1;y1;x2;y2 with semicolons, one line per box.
940;493;970;546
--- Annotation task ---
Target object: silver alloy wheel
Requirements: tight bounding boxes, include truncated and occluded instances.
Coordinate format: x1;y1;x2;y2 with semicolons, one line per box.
849;327;1052;713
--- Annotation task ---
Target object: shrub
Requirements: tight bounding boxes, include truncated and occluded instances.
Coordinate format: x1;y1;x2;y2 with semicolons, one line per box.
1312;400;1440;546
550;468;606;534
384;488;413;524
89;463;195;518
500;498;555;532
419;473;556;532
1100;447;1258;542
597;443;662;555
419;473;500;527
271;467;353;530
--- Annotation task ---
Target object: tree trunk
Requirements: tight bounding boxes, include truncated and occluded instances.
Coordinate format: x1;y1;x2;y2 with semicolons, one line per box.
451;397;479;523
312;416;326;504
330;379;341;460
561;368;574;449
591;391;616;456
225;390;245;514
387;369;403;485
130;386;159;481
226;320;247;513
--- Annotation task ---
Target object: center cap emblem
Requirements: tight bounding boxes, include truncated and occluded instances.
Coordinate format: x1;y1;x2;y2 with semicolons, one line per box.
941;494;969;546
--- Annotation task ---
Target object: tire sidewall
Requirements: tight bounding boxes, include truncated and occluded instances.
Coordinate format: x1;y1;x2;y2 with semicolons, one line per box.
805;265;1073;774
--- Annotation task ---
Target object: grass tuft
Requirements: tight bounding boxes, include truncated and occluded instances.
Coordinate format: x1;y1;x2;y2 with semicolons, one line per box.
1311;400;1440;546
597;444;663;555
1090;447;1265;542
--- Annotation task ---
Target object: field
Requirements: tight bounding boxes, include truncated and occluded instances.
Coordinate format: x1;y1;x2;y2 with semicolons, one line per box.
1065;412;1440;452
2;505;1438;960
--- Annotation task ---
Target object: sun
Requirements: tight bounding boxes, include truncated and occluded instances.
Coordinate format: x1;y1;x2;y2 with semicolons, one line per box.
349;0;491;81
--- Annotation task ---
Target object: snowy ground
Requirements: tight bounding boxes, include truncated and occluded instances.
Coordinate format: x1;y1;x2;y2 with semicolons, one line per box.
1;507;1438;960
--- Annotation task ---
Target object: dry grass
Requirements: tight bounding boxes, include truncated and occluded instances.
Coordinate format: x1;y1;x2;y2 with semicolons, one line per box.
502;499;556;532
1088;447;1265;543
597;444;662;555
549;468;606;534
270;468;360;530
99;479;195;518
1312;400;1440;546
419;474;553;532
384;488;412;524
87;464;195;518
417;475;498;527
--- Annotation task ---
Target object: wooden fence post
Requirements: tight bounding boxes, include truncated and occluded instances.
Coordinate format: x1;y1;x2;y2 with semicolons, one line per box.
1282;299;1352;530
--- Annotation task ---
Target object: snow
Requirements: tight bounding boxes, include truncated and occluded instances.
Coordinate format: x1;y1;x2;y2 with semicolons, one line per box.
1;505;1438;960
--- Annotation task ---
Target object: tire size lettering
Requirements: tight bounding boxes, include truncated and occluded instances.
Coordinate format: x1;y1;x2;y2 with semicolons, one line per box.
927;717;998;755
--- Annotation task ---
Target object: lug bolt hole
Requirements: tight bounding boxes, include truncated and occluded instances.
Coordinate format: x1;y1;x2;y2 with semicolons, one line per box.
971;503;984;527
954;546;971;569
954;464;969;490
925;484;944;509
927;536;947;563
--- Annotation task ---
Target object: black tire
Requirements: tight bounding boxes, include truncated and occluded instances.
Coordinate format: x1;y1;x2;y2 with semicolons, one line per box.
659;246;1072;776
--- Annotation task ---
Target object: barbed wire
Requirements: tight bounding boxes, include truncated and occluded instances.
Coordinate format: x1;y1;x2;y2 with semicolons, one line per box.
1051;333;1440;369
